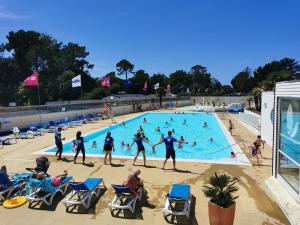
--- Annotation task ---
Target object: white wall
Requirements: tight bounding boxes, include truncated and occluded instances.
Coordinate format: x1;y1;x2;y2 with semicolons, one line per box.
261;91;274;146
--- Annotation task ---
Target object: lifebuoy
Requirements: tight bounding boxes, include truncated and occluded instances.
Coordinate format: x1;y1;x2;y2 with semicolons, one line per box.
3;196;27;209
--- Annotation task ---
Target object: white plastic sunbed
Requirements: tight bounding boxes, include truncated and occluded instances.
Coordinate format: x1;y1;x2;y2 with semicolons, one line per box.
11;127;34;139
163;184;191;219
63;178;106;210
26;176;73;206
108;184;143;214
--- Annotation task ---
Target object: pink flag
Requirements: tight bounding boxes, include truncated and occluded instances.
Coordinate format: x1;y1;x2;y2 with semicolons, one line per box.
101;76;110;87
23;71;39;86
143;81;148;90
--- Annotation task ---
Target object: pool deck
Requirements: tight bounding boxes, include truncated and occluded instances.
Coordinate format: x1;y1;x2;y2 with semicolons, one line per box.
0;110;290;225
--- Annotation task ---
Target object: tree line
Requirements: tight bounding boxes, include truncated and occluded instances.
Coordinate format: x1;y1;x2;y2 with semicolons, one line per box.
0;30;299;108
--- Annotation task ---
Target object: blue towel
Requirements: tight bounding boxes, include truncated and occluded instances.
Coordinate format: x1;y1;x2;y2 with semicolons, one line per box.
169;184;190;199
11;173;32;183
69;178;103;191
27;176;72;194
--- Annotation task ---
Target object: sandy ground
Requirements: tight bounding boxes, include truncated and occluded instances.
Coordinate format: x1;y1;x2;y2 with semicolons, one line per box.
0;111;289;225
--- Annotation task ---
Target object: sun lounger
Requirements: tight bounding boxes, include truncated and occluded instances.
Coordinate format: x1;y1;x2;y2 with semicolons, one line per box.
0;136;17;145
71;116;83;126
108;184;143;214
29;125;45;136
63;178;106;210
0;172;32;203
11;127;34;139
26;176;73;206
163;184;191;219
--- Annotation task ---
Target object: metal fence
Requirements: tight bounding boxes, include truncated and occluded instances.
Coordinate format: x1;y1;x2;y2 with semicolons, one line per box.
238;110;261;130
0;96;191;118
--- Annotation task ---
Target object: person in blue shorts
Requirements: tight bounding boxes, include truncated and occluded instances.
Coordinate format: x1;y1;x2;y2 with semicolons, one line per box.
130;133;150;166
55;127;65;160
153;131;187;170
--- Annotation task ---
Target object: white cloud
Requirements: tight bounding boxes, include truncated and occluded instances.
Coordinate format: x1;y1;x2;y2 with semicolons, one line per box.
0;6;30;19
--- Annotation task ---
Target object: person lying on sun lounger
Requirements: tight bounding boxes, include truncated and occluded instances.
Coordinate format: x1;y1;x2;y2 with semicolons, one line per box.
36;170;68;187
123;169;143;196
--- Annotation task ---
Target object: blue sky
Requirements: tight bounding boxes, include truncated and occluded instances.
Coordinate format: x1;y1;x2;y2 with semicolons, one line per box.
0;0;299;84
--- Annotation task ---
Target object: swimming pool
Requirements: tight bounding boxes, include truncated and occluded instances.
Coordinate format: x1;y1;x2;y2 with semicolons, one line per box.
35;112;249;165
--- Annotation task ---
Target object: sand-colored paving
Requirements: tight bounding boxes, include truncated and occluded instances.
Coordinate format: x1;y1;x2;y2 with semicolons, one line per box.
0;111;289;225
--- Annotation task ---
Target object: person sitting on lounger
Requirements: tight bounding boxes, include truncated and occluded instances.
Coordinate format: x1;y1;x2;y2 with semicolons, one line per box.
123;169;143;196
36;170;68;187
0;166;10;189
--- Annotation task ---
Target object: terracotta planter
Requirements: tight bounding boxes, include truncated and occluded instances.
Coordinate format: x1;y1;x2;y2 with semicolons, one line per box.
208;201;236;225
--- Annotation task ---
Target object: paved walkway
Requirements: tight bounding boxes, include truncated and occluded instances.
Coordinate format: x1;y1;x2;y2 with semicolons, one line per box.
0;111;289;225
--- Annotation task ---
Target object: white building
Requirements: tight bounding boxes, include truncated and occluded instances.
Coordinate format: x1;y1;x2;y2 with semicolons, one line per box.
261;91;274;146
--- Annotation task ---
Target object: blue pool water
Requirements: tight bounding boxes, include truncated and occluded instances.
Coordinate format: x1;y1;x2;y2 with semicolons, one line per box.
45;113;234;161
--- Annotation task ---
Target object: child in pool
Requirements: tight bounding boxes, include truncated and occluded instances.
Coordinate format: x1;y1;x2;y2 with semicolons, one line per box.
121;141;125;147
192;141;196;146
72;140;77;152
155;126;160;132
126;144;131;151
91;141;97;148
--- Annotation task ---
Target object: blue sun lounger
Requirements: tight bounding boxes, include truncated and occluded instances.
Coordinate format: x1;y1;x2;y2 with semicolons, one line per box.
63;178;106;210
108;184;142;214
26;176;73;206
163;184;191;219
0;172;32;203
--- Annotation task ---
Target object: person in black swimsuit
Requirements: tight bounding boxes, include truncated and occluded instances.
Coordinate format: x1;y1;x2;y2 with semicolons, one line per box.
249;141;260;165
130;133;150;166
74;131;86;164
103;132;115;165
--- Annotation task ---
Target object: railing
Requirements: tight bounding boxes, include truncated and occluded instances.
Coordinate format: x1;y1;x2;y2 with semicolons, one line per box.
238;110;261;130
0;96;191;118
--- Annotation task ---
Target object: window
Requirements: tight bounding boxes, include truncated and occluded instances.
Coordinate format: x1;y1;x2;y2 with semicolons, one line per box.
278;98;300;194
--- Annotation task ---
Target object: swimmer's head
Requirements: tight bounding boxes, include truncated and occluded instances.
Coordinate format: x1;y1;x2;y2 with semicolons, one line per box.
168;131;172;136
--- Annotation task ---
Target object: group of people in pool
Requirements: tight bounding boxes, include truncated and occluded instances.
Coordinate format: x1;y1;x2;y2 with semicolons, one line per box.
54;116;238;168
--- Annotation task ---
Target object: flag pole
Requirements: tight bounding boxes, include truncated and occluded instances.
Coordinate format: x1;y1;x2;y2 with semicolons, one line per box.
37;76;41;124
80;85;83;115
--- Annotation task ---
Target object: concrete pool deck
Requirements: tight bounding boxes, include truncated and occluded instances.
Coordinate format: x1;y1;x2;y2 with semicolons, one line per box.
0;110;290;225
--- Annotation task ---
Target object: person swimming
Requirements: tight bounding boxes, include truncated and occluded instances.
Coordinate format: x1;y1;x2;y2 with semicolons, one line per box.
121;141;125;147
125;144;131;151
91;141;97;148
170;117;174;121
143;118;147;123
165;121;169;125
192;141;196;146
121;121;125;127
208;137;214;142
203;122;208;128
178;136;186;148
183;119;186;125
72;140;77;152
155;126;160;132
172;129;175;133
230;151;236;158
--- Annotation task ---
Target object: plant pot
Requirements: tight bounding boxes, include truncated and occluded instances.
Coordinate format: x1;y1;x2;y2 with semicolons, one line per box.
208;201;236;225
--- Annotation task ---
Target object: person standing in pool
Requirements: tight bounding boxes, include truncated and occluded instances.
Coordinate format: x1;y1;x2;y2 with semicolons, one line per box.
153;131;187;170
131;133;150;166
103;132;115;165
74;131;86;164
55;127;65;160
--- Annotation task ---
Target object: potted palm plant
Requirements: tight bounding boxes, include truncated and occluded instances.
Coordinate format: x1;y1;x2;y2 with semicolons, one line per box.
202;173;238;225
